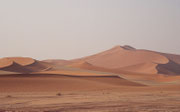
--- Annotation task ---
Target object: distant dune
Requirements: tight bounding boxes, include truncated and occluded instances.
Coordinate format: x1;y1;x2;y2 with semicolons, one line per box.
118;62;158;74
160;53;180;64
0;74;145;92
67;61;100;70
1;45;180;76
70;45;180;75
43;59;72;66
0;57;51;74
0;45;180;93
72;45;169;67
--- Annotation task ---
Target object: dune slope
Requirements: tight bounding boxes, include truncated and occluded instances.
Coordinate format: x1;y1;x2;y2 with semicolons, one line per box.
71;45;180;75
0;73;145;92
0;57;51;74
72;45;169;68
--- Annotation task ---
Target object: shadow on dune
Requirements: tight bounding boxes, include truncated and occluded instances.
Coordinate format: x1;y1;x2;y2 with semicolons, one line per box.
156;60;180;75
0;62;32;73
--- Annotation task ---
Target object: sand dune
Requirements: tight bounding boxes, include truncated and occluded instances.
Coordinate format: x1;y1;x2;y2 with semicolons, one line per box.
67;61;99;70
0;73;144;92
118;62;158;74
160;53;180;64
0;57;146;89
43;59;72;66
0;46;180;111
4;57;35;66
0;45;180;93
66;60;180;84
114;60;180;75
0;57;35;68
36;70;114;77
70;45;180;75
24;61;51;72
0;57;51;73
157;60;180;75
0;58;14;68
72;45;169;68
43;45;180;76
0;62;32;73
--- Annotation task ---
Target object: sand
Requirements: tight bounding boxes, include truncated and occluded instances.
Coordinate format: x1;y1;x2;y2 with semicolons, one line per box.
69;45;180;75
0;57;51;73
0;45;180;112
43;59;73;66
1;87;180;112
0;73;145;92
72;46;169;68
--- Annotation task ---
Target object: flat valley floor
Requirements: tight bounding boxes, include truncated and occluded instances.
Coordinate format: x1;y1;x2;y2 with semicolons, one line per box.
1;88;180;112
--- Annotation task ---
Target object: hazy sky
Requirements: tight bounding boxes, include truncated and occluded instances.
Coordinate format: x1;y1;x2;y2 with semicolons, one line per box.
0;0;180;60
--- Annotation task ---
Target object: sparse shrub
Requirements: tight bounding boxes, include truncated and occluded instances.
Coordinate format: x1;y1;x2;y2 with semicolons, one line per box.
56;93;62;96
6;95;12;98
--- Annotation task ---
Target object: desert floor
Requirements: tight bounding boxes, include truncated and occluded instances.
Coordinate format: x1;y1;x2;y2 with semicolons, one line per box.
1;87;180;112
0;74;180;112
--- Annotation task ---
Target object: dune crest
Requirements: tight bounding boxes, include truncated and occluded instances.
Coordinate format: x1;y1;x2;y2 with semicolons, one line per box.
0;58;13;68
118;62;158;74
0;61;32;73
72;45;169;68
43;59;72;66
5;57;35;66
0;57;50;74
67;45;180;76
156;60;180;75
68;61;93;69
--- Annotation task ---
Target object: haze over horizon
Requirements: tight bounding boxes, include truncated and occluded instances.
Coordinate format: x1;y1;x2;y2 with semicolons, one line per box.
0;0;180;60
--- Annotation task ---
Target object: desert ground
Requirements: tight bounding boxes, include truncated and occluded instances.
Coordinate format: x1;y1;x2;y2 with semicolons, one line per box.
0;45;180;112
1;84;180;112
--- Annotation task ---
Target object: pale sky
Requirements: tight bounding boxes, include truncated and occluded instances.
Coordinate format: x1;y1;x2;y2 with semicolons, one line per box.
0;0;180;60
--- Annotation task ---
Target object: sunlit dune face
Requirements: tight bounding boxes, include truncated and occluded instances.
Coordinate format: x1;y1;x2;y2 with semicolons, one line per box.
0;58;13;68
5;57;35;66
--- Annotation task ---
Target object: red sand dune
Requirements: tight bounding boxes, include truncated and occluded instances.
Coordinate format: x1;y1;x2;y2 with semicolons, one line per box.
67;61;99;70
0;57;51;73
67;61;180;84
0;62;32;73
70;45;180;75
5;57;35;66
43;59;72;66
0;74;145;92
36;70;113;77
0;58;14;68
0;57;145;92
160;53;180;64
25;61;51;72
72;45;169;68
0;45;180;89
115;62;158;74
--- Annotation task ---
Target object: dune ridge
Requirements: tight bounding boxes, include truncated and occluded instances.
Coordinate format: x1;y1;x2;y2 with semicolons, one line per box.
67;61;95;69
0;61;32;73
72;45;169;68
69;45;180;75
0;45;180;90
160;53;180;64
156;60;180;75
43;59;72;66
5;57;35;66
67;60;180;85
0;58;14;68
0;57;50;74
